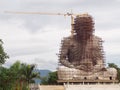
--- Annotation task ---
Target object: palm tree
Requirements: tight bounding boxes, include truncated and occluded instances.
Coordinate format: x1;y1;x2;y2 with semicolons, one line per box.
10;61;23;90
10;61;40;90
20;63;40;89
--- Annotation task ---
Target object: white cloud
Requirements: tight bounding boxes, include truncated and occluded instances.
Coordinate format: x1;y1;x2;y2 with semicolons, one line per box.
95;29;120;41
116;0;120;2
95;28;120;56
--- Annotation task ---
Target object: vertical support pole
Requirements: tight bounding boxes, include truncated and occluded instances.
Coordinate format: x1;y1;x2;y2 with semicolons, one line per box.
71;15;74;37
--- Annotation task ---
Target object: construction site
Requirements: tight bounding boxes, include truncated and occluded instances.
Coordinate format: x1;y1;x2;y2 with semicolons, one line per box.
5;11;120;90
57;14;118;83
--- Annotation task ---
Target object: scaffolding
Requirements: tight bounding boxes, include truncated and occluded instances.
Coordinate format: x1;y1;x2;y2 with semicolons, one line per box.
57;14;109;81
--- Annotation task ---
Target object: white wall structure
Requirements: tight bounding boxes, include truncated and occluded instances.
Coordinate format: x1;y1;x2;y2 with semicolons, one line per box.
65;84;120;90
39;84;120;90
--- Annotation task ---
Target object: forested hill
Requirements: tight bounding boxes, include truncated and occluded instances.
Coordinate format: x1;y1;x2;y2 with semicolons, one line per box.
36;69;51;77
34;69;51;84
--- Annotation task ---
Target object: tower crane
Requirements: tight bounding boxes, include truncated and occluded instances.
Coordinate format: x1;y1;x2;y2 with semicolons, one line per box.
5;11;88;37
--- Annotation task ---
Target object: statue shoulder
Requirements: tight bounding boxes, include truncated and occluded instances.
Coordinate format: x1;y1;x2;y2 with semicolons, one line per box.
93;35;103;42
61;36;71;43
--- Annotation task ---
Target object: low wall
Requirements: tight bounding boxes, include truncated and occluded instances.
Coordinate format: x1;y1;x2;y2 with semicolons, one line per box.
39;85;64;90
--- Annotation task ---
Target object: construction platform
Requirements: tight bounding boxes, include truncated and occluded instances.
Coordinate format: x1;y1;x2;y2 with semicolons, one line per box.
57;79;119;83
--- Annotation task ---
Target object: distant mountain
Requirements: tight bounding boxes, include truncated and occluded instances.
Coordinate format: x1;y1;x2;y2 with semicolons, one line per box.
38;69;51;77
34;69;51;84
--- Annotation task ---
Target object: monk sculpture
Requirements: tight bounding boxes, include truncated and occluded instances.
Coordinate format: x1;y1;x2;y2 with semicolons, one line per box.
58;14;117;81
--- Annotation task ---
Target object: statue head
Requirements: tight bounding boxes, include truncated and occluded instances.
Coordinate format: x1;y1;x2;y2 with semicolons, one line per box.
74;14;94;40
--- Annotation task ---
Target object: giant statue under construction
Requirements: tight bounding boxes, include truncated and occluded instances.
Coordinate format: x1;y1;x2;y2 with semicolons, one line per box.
57;14;117;83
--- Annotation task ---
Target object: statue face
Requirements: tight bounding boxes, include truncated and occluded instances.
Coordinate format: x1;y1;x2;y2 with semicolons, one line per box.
75;28;92;39
74;15;94;39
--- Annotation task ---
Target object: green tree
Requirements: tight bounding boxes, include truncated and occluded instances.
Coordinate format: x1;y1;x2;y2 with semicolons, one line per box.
20;63;40;89
41;71;58;85
48;71;58;85
0;66;16;90
10;61;24;90
40;76;49;85
108;63;120;82
108;63;118;69
0;61;26;90
0;61;40;90
0;39;9;64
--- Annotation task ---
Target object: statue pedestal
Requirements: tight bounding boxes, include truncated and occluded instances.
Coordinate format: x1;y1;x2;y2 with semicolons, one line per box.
57;65;117;82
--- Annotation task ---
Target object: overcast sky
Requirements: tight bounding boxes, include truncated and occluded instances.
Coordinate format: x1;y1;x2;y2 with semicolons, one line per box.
0;0;120;71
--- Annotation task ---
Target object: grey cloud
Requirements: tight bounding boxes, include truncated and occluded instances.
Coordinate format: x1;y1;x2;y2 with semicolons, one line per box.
34;58;58;70
7;44;55;57
1;13;70;33
1;0;120;33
